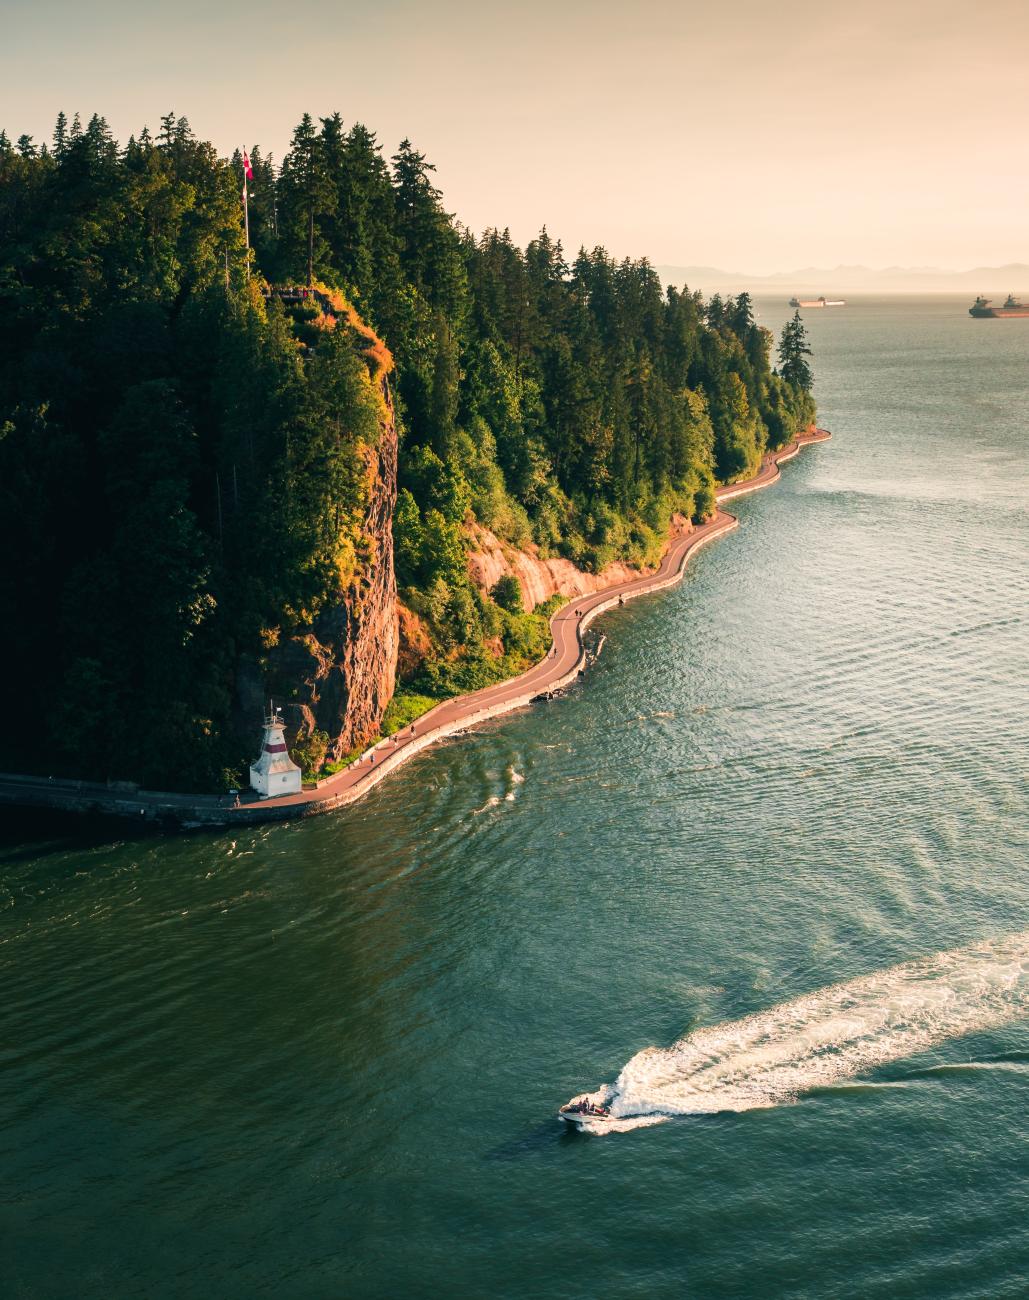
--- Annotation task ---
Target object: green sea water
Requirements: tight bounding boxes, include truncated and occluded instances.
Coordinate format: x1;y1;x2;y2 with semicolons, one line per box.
2;297;1028;1299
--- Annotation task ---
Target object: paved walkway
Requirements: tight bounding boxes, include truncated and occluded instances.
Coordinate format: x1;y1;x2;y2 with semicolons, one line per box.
237;429;831;819
0;430;829;826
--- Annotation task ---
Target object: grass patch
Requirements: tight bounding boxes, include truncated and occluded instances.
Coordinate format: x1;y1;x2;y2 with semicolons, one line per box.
319;746;363;778
381;691;438;736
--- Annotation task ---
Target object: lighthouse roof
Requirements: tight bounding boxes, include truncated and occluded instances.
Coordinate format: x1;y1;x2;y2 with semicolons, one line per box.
251;716;301;779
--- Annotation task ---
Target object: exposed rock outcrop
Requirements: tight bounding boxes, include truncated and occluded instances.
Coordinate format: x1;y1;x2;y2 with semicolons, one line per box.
397;601;433;681
466;517;694;611
260;309;399;765
243;280;699;766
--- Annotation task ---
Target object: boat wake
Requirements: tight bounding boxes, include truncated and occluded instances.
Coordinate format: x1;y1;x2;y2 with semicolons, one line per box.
472;766;525;815
580;933;1029;1134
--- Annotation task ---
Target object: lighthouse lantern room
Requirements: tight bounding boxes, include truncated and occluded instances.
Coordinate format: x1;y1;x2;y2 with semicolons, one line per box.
250;706;303;798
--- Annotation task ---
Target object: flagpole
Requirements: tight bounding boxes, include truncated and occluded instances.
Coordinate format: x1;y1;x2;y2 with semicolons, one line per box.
243;168;250;281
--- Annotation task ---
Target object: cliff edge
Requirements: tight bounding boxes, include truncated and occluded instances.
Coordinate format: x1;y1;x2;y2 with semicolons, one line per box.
254;298;400;766
465;516;695;612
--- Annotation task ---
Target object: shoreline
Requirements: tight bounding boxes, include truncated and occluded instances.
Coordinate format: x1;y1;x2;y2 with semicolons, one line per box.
0;430;831;828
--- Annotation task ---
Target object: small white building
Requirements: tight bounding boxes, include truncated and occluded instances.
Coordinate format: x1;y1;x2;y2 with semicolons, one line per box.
249;709;303;798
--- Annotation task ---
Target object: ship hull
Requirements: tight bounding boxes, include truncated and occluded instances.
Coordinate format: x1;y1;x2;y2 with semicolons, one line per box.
969;308;1029;318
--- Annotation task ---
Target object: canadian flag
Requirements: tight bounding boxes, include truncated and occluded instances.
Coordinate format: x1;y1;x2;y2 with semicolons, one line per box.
242;150;254;181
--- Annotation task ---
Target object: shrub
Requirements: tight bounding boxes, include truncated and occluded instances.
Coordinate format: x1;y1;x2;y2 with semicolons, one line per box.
534;594;565;619
320;746;363;777
381;691;438;735
490;574;524;613
290;728;329;780
692;484;716;523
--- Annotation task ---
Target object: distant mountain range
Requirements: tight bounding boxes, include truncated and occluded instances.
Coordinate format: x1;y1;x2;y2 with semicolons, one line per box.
654;263;1029;295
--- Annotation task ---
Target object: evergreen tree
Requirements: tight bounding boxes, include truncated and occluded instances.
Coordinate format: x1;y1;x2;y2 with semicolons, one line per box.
52;111;69;160
778;309;814;391
0;104;815;788
278;114;336;284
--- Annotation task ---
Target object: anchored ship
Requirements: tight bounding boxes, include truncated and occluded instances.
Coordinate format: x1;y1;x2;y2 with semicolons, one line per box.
789;296;846;308
969;294;1029;318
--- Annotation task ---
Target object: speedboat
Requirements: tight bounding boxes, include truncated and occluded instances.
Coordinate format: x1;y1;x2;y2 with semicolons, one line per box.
558;1096;614;1128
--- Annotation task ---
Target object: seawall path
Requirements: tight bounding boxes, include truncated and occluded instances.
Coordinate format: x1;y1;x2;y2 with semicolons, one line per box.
0;430;830;828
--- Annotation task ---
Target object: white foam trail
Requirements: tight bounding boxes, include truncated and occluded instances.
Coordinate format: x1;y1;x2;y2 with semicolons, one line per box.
473;768;522;813
600;933;1029;1132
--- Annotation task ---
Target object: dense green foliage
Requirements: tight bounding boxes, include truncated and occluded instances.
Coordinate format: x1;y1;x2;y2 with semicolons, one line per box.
380;691;438;736
0;115;382;788
259;117;815;574
0;112;814;789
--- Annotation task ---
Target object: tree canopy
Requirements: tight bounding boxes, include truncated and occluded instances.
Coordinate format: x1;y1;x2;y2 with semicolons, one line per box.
0;110;815;790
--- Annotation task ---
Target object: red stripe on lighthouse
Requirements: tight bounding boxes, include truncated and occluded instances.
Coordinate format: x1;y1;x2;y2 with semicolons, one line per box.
264;742;288;753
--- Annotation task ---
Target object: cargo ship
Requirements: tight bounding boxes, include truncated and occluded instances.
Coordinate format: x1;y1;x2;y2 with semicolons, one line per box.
789;296;846;308
968;294;1029;318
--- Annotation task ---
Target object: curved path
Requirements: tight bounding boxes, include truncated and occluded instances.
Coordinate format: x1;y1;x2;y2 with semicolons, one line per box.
0;430;830;827
228;428;831;822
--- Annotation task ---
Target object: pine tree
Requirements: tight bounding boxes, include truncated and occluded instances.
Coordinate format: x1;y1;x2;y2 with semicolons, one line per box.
728;292;754;337
53;112;69;161
778;309;813;391
391;139;466;320
279;113;336;285
0;103;815;785
158;112;177;149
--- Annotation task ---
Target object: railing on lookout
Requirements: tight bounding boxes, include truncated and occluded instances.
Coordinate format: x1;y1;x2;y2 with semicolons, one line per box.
262;285;333;309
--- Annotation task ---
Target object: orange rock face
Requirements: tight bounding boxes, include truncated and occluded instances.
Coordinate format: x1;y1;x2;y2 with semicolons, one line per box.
265;353;399;763
465;518;693;611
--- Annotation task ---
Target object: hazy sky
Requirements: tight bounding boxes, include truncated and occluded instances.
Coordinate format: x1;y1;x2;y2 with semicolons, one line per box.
4;0;1028;272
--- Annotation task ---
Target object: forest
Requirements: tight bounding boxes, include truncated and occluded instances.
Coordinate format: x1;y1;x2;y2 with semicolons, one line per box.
0;112;815;790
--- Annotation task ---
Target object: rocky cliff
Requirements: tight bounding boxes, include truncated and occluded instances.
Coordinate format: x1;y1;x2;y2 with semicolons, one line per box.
245;288;700;763
263;304;399;766
466;517;695;611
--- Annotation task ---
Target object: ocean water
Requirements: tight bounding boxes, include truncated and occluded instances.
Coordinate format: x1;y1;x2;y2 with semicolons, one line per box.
2;297;1028;1299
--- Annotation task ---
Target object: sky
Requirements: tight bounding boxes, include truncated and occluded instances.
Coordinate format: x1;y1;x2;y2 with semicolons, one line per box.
3;0;1028;273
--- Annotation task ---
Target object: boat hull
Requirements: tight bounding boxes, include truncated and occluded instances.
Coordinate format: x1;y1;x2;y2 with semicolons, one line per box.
969;297;1029;317
559;1109;614;1128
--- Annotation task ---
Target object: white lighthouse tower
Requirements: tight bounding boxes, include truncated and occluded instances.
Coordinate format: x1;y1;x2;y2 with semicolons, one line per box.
249;706;303;798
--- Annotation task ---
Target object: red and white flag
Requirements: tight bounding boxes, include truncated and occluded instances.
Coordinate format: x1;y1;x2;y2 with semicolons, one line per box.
242;150;254;181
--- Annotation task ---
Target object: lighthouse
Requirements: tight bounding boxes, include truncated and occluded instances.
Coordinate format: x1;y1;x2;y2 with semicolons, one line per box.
249;707;303;798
